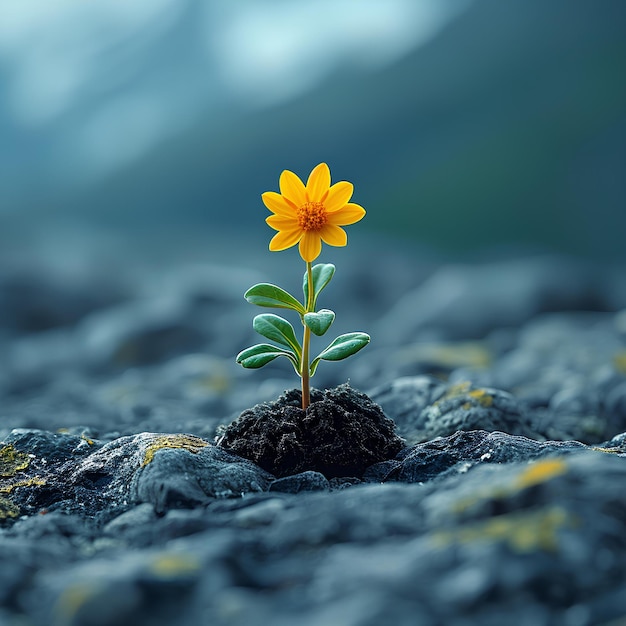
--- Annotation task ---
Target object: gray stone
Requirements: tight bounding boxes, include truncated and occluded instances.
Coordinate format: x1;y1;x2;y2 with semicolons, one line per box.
3;243;626;626
365;430;590;484
3;430;626;626
269;471;330;494
77;297;208;369
368;376;445;443
0;261;129;335
132;443;274;513
448;311;626;443
103;504;157;536
1;431;274;521
420;382;540;441
374;257;604;347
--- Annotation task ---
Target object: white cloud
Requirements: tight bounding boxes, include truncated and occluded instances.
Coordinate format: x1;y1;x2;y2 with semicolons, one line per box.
0;0;181;125
0;0;469;185
209;0;467;107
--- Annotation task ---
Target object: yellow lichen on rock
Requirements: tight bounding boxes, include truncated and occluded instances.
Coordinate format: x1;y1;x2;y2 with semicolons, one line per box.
0;444;39;519
0;444;31;477
454;458;569;514
436;382;494;408
396;342;492;370
513;458;568;490
432;506;573;553
149;552;201;579
612;350;626;375
142;434;209;467
468;388;494;408
591;446;624;455
0;495;20;519
440;381;471;399
55;582;107;623
0;477;47;495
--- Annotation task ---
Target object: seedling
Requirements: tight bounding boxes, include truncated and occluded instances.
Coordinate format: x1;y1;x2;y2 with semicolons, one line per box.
236;163;370;410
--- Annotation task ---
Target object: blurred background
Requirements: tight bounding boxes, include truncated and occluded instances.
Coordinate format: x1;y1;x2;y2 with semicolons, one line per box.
1;0;625;260
1;0;626;433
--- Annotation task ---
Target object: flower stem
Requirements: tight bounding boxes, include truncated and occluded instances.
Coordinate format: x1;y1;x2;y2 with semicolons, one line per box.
301;261;314;410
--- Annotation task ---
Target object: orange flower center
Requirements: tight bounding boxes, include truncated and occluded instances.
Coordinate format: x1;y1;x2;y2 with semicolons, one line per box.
298;202;327;231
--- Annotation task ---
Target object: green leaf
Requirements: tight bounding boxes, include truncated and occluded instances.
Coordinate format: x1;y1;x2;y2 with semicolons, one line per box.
303;309;335;336
310;332;370;376
236;344;300;373
303;264;335;309
253;314;302;358
245;283;305;315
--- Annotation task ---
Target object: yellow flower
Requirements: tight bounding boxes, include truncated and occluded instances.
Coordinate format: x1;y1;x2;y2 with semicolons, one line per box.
262;163;366;262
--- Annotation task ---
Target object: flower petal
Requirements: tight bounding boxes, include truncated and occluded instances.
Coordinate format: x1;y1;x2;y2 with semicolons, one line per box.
320;224;347;247
269;229;302;252
279;170;306;208
298;231;322;262
266;214;299;231
326;202;366;226
324;181;353;212
262;191;296;217
306;163;331;202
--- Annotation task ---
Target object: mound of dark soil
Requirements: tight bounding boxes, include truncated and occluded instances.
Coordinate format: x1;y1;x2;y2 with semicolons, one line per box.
217;384;405;478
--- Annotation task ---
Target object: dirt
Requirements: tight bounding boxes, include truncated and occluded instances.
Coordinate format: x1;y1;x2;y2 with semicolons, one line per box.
217;384;405;478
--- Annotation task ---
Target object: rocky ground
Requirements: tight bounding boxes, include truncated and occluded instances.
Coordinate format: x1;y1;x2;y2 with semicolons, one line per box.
1;231;626;626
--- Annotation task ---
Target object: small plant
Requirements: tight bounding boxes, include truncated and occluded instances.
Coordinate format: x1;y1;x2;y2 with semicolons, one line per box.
236;163;370;410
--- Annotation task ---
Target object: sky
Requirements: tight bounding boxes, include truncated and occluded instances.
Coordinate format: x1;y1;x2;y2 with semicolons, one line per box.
2;0;623;261
0;0;468;191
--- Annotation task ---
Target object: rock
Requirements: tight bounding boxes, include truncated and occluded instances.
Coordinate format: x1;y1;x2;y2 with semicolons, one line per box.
269;471;330;494
77;297;208;369
374;257;609;347
2;422;626;626
1;431;274;521
23;536;234;626
133;443;274;514
103;503;157;537
232;498;288;527
216;384;405;479
3;240;626;625
368;376;446;443
307;451;626;626
0;262;129;335
364;429;589;484
370;377;541;444
420;381;540;442
0;535;76;606
449;311;626;443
